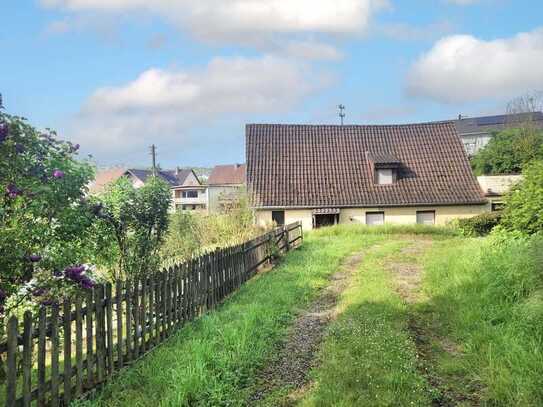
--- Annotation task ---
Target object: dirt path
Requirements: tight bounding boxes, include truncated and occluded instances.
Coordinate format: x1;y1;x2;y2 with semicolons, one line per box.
248;251;367;405
386;238;478;407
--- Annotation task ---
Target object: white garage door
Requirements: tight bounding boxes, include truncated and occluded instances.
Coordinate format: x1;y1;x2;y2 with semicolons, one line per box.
416;211;435;225
366;212;384;225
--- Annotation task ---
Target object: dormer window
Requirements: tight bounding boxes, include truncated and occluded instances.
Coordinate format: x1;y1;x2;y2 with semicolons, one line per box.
376;168;393;185
367;152;401;185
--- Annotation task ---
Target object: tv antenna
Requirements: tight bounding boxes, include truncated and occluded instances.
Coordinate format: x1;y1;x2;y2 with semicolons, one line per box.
150;144;157;176
338;104;346;126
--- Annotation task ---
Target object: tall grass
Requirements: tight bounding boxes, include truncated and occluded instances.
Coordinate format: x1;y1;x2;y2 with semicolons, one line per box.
423;234;543;405
77;227;385;406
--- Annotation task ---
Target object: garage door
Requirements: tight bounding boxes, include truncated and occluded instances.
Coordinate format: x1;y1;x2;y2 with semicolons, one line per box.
416;211;435;225
366;212;384;226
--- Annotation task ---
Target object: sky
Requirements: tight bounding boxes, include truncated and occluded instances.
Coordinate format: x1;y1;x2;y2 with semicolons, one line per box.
1;0;542;169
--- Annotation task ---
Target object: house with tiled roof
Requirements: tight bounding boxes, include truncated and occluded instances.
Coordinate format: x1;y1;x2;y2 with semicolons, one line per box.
90;167;207;212
455;112;543;155
207;164;246;213
246;122;489;230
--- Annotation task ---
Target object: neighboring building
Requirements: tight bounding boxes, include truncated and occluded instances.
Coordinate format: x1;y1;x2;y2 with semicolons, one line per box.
90;167;207;211
207;164;246;213
247;123;488;230
477;175;523;211
455;112;543;156
88;167;127;194
170;168;207;212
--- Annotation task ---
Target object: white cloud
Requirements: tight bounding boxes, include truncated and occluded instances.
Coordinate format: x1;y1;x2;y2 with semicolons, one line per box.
71;56;330;161
41;0;390;43
406;28;543;103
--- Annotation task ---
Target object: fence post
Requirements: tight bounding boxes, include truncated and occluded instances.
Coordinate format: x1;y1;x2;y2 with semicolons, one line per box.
22;311;33;407
6;315;18;407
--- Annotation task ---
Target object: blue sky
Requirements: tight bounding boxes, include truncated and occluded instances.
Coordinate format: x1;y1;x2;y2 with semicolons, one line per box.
1;0;542;168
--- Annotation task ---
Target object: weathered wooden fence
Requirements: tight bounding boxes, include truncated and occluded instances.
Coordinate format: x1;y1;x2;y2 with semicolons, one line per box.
1;222;303;406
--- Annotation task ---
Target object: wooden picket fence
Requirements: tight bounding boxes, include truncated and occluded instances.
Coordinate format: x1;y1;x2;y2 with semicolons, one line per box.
1;222;303;406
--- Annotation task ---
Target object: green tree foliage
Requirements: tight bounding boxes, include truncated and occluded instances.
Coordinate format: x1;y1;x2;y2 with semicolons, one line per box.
471;128;543;175
161;193;262;265
96;176;171;279
0;111;97;302
501;160;543;235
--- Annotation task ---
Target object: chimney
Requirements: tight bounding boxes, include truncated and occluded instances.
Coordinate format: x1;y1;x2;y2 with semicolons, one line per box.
176;166;180;176
458;114;463;120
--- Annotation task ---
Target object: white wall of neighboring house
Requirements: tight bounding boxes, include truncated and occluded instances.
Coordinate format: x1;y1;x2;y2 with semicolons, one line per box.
477;175;523;196
255;204;488;230
207;185;244;213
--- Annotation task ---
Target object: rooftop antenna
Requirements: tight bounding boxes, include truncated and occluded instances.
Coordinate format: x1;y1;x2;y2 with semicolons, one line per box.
150;144;157;176
338;104;346;126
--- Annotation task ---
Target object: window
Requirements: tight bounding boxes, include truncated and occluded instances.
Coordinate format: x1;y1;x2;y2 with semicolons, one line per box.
491;202;504;212
272;210;285;226
366;212;384;225
182;190;198;198
416;211;435;225
376;169;393;185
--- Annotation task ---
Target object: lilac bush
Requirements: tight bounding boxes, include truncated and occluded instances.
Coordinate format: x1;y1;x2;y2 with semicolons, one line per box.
0;109;97;314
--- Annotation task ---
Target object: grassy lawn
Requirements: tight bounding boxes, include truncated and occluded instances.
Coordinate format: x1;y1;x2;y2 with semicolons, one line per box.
299;237;434;407
74;225;543;406
421;235;543;405
76;226;385;406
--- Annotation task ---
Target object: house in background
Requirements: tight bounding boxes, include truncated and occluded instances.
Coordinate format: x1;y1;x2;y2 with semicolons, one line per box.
170;168;207;212
207;164;246;213
247;123;488;230
477;174;523;211
455;112;543;156
88;167;127;194
90;167;207;211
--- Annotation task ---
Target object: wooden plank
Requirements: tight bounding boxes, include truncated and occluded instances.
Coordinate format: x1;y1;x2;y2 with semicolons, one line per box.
6;316;18;407
75;297;84;397
63;299;72;405
141;276;147;352
147;276;155;346
22;311;33;407
132;279;140;359
85;289;94;389
160;270;168;341
50;304;60;407
37;307;47;406
115;280;123;370
95;285;105;383
154;272;161;344
105;283;114;377
125;281;132;363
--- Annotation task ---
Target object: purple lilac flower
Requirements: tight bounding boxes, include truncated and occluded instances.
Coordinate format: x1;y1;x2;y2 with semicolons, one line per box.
29;254;42;263
69;143;80;153
64;265;85;281
6;183;21;198
80;276;95;289
32;288;47;297
53;169;64;179
0;122;8;142
41;298;58;307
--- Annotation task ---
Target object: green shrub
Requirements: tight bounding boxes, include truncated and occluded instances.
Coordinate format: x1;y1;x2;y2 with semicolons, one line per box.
457;211;502;236
501;160;543;235
471;128;543;175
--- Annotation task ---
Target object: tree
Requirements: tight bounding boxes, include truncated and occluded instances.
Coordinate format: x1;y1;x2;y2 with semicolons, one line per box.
501;160;543;235
471;128;543;175
0;111;97;306
96;176;171;280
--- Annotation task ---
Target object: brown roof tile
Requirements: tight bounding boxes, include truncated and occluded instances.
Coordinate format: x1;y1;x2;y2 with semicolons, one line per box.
246;122;486;208
208;164;246;185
